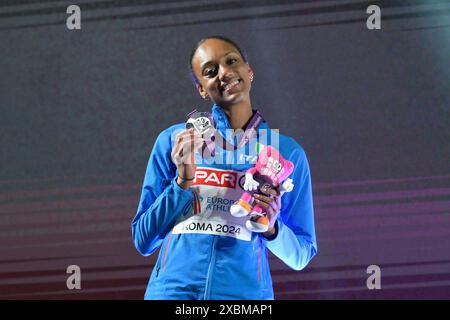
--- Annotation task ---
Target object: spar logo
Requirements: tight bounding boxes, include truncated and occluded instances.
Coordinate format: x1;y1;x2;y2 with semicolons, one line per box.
193;168;237;188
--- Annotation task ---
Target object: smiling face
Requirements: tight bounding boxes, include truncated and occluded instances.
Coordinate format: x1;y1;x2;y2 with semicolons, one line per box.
191;38;253;108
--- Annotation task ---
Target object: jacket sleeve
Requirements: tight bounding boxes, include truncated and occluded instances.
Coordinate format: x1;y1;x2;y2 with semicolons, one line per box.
131;129;193;256
261;144;317;271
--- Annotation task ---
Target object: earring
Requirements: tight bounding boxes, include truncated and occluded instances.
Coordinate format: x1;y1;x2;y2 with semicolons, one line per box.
250;74;254;82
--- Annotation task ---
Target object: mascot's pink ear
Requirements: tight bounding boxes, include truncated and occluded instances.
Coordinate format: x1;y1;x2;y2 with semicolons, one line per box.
263;145;277;159
257;145;270;165
283;159;295;177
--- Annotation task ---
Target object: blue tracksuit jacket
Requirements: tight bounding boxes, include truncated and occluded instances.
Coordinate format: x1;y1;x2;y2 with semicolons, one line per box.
132;104;317;300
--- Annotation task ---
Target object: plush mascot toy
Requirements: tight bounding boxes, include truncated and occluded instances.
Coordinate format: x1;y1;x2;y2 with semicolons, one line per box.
230;145;295;232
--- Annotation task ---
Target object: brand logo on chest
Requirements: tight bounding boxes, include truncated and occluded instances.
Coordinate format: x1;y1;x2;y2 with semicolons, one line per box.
193;168;238;188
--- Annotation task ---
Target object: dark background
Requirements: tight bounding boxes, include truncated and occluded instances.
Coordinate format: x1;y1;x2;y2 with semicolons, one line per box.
0;0;449;299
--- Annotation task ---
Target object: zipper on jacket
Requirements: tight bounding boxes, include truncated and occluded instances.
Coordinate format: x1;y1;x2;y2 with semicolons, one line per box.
234;134;239;164
257;245;261;283
161;233;172;272
203;236;218;300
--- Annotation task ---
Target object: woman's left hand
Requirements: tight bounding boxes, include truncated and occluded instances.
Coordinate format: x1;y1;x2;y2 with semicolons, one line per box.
253;186;282;237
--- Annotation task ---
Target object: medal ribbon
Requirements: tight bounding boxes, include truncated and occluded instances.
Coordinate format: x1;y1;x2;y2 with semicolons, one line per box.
202;110;264;157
